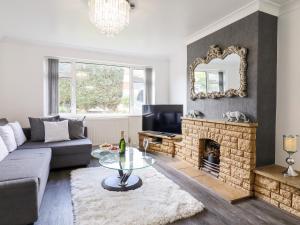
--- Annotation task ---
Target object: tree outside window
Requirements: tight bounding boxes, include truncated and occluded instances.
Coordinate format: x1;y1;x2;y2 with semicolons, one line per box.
58;61;149;115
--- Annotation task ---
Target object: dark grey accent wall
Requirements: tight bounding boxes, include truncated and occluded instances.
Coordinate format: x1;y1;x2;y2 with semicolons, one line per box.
256;12;278;167
187;12;260;120
187;12;277;167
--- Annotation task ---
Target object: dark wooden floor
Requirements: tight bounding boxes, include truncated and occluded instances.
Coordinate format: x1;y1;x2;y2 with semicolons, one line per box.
35;154;300;225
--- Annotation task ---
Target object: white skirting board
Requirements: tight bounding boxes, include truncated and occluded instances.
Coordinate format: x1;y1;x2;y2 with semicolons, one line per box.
85;116;142;146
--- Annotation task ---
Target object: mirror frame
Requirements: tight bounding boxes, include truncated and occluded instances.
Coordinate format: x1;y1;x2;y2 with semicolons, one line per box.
189;45;248;100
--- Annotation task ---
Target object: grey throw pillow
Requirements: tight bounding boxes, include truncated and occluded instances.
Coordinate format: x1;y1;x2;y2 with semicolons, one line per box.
60;117;86;139
0;118;8;126
29;116;60;141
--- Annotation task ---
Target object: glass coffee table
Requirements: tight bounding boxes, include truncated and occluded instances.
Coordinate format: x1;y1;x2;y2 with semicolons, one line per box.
91;147;155;191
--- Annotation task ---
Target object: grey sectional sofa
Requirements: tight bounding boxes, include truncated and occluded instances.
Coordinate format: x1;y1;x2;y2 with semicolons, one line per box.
0;127;92;225
0;148;51;225
21;128;92;169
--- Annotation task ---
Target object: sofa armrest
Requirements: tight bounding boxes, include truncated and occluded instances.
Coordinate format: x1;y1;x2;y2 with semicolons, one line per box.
0;178;39;225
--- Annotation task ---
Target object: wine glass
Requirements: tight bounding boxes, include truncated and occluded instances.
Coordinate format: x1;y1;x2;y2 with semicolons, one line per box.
143;138;149;159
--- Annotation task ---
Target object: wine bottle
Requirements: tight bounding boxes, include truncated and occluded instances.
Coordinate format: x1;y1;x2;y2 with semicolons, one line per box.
119;131;126;154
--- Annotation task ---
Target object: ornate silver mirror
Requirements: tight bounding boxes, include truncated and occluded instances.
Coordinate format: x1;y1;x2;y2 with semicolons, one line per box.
189;45;248;100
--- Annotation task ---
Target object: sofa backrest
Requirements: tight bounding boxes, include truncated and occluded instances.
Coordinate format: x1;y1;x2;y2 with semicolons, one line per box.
22;127;88;140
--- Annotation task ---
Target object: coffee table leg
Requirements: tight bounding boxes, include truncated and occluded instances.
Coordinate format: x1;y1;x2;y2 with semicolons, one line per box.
119;170;132;186
102;170;142;191
118;169;124;177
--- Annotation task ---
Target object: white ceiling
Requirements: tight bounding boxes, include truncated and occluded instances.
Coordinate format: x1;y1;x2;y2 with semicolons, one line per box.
0;0;288;57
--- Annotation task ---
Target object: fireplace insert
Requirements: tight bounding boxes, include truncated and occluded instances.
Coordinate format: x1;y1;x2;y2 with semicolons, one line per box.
201;139;220;177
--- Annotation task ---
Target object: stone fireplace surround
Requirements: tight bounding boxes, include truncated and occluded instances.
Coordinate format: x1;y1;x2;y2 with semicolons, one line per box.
175;118;257;195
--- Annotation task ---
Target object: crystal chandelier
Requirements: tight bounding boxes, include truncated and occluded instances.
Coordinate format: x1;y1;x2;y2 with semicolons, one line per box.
88;0;134;36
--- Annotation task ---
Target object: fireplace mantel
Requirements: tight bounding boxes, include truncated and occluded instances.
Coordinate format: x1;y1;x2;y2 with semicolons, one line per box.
182;117;258;128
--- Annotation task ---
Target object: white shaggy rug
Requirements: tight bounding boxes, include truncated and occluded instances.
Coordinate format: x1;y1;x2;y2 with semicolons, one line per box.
71;167;204;225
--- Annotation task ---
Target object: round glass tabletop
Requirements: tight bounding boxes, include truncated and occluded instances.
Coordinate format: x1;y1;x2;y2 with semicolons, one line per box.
91;147;155;171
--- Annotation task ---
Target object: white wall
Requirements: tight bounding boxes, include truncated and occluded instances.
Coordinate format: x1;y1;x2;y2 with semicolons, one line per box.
169;45;187;113
276;6;300;170
0;39;169;145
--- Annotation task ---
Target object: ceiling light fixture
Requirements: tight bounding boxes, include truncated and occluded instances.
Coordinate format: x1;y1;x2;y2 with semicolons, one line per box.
88;0;135;36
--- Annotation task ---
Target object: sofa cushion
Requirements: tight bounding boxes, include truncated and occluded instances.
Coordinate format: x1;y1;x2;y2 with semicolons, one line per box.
29;115;60;141
0;118;8;126
18;139;92;156
0;125;17;152
44;120;70;143
60;117;86;139
9;121;27;146
0;137;9;162
0;148;51;185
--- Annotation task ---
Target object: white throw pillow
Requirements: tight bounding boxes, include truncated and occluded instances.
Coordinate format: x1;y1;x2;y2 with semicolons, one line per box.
8;122;27;146
44;120;70;143
0;136;9;162
0;125;17;152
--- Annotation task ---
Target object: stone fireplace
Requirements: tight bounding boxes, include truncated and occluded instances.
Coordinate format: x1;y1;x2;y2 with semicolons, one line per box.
175;118;257;195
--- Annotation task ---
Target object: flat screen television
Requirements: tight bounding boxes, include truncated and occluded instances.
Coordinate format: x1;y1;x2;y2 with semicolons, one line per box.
142;105;183;134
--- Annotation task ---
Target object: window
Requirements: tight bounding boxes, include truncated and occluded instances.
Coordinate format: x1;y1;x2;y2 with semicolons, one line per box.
194;70;224;93
132;69;145;114
58;61;150;115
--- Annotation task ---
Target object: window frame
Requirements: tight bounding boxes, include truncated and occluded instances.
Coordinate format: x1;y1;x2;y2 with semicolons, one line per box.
58;59;149;116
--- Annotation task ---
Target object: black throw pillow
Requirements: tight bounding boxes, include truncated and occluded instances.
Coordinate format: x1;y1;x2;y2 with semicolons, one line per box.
60;117;86;139
29;115;60;141
0;118;8;126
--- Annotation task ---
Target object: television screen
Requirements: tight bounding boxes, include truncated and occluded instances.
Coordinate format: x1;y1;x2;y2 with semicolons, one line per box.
142;105;183;134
